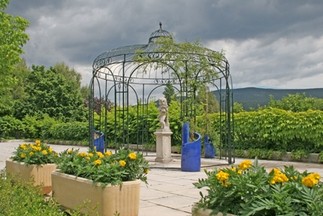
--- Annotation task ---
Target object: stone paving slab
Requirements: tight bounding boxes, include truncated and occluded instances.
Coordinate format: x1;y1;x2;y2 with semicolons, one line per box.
1;140;323;216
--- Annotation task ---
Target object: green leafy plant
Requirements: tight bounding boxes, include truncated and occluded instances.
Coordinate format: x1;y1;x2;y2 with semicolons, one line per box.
0;115;25;139
49;121;88;141
57;148;149;185
291;149;309;161
11;140;58;164
194;160;322;215
233;108;323;152
319;151;323;163
0;0;29;117
0;171;83;215
0;171;64;216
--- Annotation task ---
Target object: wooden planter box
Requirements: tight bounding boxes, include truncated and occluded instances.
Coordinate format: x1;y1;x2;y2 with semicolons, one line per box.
52;171;140;216
5;159;57;194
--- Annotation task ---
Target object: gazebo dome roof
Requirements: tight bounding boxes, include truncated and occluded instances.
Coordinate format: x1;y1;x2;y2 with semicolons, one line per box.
148;22;173;43
93;23;173;69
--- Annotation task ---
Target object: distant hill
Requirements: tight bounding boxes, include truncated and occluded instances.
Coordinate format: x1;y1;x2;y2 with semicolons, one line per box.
214;87;323;110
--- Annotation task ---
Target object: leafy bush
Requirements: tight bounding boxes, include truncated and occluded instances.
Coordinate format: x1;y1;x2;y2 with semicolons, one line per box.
268;93;323;112
22;114;59;139
233;108;323;152
14;64;87;122
0;115;25;139
291;149;309;161
0;171;66;215
0;113;88;143
318;151;323;163
194;160;323;215
49;121;88;141
101;101;182;146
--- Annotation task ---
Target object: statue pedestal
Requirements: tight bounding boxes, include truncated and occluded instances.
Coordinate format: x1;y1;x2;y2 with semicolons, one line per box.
154;129;173;163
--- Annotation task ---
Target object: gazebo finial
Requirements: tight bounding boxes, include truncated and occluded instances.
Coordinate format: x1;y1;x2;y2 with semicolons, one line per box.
148;22;173;43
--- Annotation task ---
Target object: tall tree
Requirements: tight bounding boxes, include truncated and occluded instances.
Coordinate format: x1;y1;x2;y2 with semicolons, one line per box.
52;62;92;106
51;62;81;89
163;82;175;104
196;87;220;114
0;0;29;116
14;65;86;121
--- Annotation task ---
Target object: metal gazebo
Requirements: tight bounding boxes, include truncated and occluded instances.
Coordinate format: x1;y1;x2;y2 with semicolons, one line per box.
89;24;235;164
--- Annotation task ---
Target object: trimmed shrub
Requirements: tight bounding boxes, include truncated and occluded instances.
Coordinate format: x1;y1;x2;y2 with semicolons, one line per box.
0;115;25;139
49;121;88;141
233;108;323;153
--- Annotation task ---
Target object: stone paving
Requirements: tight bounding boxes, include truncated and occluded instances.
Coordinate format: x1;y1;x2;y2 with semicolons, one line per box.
1;140;323;216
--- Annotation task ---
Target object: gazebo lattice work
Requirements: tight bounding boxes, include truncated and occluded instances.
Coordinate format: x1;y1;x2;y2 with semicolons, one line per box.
89;24;235;164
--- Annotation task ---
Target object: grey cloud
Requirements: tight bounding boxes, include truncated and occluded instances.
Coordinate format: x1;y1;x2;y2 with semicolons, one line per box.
6;0;323;88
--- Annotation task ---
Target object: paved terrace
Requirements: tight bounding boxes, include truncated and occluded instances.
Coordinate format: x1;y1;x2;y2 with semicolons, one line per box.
1;140;323;216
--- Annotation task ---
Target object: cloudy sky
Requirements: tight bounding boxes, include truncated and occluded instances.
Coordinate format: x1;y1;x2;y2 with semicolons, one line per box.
7;0;323;89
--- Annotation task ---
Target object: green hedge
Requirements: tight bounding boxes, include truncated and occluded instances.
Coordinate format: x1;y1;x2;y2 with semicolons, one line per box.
233;108;323;152
0;116;24;139
0;115;88;142
48;121;88;141
1;107;323;153
100;101;183;146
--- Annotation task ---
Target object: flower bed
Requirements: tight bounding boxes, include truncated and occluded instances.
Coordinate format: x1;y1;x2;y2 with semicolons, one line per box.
194;160;323;215
6;140;58;194
10;139;58;165
52;171;140;216
56;148;149;185
52;148;149;216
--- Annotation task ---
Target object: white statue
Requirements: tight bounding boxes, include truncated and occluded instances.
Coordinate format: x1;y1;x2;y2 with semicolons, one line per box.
158;97;169;129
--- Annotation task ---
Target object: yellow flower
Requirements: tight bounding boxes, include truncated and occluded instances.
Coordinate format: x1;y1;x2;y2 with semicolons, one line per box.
48;147;53;153
19;144;27;150
119;160;126;167
35;139;41;146
238;160;252;170
302;173;320;188
78;152;87;157
231;166;242;175
29;152;34;156
105;151;112;156
85;156;90;161
311;173;320;180
93;159;102;166
96;152;104;158
302;176;317;188
216;170;229;182
128;152;137;160
42;150;48;155
270;168;289;184
88;153;94;157
20;153;26;158
30;145;38;151
67;149;73;154
272;168;280;174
